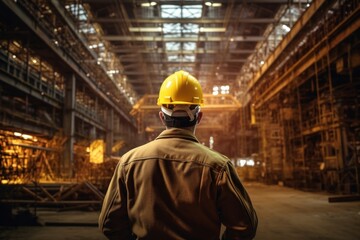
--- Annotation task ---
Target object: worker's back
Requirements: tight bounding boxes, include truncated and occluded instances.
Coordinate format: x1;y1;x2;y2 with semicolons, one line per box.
120;128;226;239
99;70;257;240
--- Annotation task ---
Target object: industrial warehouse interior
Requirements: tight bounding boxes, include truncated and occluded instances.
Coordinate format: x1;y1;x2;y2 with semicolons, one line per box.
0;0;359;239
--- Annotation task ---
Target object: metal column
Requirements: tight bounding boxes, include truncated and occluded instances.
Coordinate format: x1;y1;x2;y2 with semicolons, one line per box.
63;74;76;178
106;108;114;158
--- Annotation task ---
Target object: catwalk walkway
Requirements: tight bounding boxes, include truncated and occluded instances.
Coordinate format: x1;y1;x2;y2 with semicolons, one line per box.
1;182;359;240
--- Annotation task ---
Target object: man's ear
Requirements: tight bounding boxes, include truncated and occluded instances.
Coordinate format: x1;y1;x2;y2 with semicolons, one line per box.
159;111;166;125
196;112;203;124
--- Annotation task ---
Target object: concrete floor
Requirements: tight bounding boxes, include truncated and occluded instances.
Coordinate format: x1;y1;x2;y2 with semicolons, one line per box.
0;182;359;240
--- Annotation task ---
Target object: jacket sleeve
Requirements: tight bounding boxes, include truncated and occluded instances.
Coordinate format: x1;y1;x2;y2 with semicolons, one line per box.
98;162;135;240
217;161;258;240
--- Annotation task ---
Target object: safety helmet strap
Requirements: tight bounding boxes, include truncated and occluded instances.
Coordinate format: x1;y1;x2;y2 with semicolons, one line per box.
161;105;200;121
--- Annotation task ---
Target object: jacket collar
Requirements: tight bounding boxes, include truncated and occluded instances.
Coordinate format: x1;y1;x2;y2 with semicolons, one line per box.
156;128;199;143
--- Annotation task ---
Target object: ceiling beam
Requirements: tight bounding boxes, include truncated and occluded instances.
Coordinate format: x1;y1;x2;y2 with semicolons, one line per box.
111;48;255;54
90;18;276;24
123;71;240;76
103;36;264;42
120;59;246;64
83;0;292;3
120;60;247;64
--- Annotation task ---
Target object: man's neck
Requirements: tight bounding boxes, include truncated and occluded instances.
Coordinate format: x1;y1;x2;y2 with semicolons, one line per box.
166;126;196;134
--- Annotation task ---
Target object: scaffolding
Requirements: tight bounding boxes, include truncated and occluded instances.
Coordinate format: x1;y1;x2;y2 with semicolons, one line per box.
246;0;360;193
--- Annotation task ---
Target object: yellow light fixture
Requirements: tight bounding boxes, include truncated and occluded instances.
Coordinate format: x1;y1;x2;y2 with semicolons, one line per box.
141;2;157;7
199;27;226;32
129;27;162;32
205;2;222;7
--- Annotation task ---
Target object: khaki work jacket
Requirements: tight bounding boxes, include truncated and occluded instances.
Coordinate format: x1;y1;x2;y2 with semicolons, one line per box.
99;128;257;240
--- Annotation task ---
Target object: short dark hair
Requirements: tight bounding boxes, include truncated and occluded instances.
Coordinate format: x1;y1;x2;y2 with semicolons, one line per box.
163;114;197;128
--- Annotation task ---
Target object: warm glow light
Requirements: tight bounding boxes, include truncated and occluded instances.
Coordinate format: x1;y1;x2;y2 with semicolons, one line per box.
238;159;247;167
22;134;33;140
209;136;214;149
89;140;104;164
199;27;226;32
212;86;219;95
141;2;157;7
205;2;222;7
246;159;255;166
14;132;22;137
281;24;291;33
14;132;36;141
213;85;230;95
237;158;255;167
129;27;162;32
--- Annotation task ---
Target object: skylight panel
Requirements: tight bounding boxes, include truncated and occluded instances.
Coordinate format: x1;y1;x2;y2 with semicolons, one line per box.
182;5;202;18
161;5;181;18
160;4;201;65
165;42;180;51
167;55;178;61
163;23;181;35
182;66;194;72
79;23;96;34
184;55;195;62
182;23;199;34
162;23;199;38
184;42;196;51
161;5;202;18
65;4;88;21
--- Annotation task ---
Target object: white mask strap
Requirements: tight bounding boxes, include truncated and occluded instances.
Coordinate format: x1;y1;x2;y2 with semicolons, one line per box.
161;105;200;121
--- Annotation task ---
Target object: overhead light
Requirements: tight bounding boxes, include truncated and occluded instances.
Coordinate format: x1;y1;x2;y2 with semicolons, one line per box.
205;2;222;7
213;86;219;95
199;27;226;32
14;132;35;140
129;27;162;32
281;24;291;33
22;134;33;140
89;43;104;49
220;85;230;94
246;159;255;166
213;85;230;95
141;2;157;7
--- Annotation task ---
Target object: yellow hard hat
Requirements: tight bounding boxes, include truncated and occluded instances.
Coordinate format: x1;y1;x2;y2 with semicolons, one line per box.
157;70;204;106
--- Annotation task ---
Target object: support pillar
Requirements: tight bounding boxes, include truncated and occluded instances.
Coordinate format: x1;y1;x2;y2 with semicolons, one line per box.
106;108;114;158
63;74;75;178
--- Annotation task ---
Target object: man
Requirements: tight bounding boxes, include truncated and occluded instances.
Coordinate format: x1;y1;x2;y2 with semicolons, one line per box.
99;70;258;239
